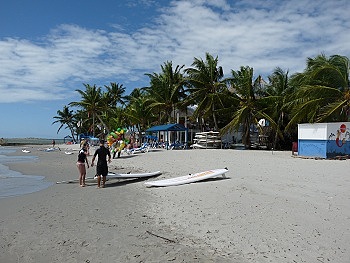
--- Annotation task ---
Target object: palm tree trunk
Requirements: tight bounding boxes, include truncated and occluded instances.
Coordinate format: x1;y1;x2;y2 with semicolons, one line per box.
92;113;95;137
244;120;251;149
70;129;76;143
273;111;285;150
210;103;219;131
137;124;142;147
273;114;282;150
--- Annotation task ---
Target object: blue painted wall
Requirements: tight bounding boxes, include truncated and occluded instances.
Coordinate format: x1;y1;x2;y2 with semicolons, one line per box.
298;140;327;158
299;139;350;158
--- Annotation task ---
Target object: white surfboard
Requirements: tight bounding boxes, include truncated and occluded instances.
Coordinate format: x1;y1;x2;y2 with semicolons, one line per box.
107;170;161;179
144;168;228;187
56;170;161;184
195;139;222;143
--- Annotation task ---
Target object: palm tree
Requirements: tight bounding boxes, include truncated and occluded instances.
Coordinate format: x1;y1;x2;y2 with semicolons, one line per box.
69;84;108;137
288;54;350;127
52;105;76;142
221;66;266;148
264;67;295;149
105;82;126;108
144;61;185;124
124;89;156;142
184;53;228;131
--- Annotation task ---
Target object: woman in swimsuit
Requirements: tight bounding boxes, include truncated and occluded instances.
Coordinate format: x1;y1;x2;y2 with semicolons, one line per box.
76;145;89;187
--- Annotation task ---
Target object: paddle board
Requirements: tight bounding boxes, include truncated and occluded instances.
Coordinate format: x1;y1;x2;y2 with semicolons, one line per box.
144;168;228;187
107;170;161;179
56;170;161;184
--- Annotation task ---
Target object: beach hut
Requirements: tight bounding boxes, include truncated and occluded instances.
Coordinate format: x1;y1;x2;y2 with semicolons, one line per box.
146;123;188;149
298;122;350;158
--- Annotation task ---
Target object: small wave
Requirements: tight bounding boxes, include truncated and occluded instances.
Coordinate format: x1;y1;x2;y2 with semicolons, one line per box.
0;150;51;199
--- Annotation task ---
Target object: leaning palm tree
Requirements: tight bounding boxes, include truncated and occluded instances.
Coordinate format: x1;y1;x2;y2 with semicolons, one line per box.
52;105;76;142
287;54;350;127
144;61;185;124
184;53;228;131
221;66;266;148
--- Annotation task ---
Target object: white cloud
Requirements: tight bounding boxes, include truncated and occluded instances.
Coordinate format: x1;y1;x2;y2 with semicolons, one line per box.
0;0;349;103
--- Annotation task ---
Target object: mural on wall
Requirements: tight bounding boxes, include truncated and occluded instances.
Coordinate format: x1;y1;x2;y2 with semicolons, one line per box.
336;123;348;147
327;123;350;157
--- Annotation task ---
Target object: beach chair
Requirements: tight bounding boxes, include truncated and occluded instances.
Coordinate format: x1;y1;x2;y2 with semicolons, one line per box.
125;143;150;154
170;141;186;150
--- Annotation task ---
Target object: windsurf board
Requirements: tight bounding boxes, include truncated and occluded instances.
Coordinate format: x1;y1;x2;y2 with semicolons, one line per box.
144;168;228;187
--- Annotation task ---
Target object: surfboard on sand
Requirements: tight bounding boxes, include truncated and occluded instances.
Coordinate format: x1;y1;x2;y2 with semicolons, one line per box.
107;170;161;179
56;170;161;184
144;168;228;187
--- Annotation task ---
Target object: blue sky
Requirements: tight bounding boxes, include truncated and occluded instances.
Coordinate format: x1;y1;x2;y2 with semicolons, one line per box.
0;0;349;139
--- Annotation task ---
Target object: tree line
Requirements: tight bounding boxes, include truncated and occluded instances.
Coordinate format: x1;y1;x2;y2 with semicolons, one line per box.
53;53;350;150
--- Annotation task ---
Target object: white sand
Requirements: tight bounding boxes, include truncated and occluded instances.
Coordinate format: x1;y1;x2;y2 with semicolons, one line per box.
1;144;349;262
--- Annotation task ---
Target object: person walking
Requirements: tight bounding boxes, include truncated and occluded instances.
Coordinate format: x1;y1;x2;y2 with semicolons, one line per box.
76;145;89;187
91;140;111;188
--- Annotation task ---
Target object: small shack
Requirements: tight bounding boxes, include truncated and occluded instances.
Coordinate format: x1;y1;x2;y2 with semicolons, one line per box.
298;122;350;158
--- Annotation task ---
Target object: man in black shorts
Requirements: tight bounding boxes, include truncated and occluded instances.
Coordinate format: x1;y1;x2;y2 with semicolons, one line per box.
91;140;111;188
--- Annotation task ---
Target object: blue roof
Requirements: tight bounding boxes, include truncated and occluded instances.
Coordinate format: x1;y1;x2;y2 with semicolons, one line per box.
146;123;188;132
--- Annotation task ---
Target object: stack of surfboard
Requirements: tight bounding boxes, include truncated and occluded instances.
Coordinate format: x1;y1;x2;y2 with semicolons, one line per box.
191;131;222;149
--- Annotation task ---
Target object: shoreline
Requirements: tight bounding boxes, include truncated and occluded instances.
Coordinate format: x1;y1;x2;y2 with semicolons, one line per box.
0;138;70;147
1;144;350;262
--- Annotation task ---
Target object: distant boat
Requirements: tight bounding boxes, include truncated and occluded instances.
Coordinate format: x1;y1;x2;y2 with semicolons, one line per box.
22;149;31;153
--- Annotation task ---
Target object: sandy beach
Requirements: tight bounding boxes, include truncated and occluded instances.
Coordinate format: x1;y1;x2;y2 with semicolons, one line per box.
1;144;349;263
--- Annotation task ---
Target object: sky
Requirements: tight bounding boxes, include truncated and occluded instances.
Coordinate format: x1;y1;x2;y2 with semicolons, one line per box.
0;0;349;139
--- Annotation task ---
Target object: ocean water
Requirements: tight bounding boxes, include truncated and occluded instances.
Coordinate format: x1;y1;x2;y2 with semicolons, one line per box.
0;138;66;145
0;147;53;199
